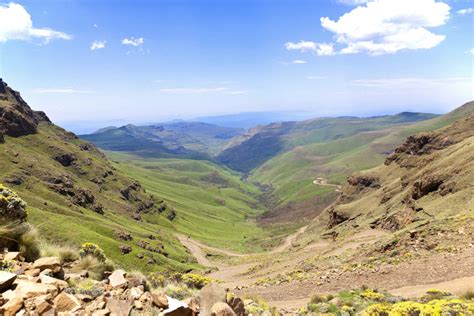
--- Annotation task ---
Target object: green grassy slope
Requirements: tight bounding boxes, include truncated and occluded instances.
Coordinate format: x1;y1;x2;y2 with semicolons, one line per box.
0;124;196;273
250;102;474;218
107;153;271;252
217;113;438;173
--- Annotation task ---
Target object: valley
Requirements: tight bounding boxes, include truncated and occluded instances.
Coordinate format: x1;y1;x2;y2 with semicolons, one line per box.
1;78;473;314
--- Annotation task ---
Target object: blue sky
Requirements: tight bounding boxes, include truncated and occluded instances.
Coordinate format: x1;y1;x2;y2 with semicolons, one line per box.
0;0;473;130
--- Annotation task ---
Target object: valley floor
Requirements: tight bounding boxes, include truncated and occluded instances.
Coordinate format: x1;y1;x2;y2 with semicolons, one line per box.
178;228;474;312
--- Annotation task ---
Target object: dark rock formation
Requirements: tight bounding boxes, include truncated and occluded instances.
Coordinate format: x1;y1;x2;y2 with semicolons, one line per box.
347;175;380;189
0;79;50;142
54;153;77;167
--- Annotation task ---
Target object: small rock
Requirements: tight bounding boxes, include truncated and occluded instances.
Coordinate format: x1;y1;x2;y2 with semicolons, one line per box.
0;296;23;316
108;269;127;288
130;287;144;300
212;302;236;316
53;292;81;312
40;274;68;290
14;280;58;299
24;269;40;277
33;257;61;273
106;298;132;316
4;252;21;261
151;292;169;308
93;309;110;316
0;271;17;292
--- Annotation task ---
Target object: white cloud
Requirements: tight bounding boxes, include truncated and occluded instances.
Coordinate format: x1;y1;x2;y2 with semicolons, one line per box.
457;8;474;15
122;37;144;47
468;48;474;55
307;76;327;80
0;3;71;43
33;88;95;94
287;0;450;56
160;87;229;94
292;60;308;64
91;40;106;51
285;41;335;56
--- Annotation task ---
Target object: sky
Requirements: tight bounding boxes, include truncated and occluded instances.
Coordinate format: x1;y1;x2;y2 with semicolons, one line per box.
0;0;473;131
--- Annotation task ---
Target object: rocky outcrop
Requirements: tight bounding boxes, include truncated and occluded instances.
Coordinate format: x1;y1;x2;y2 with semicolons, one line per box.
385;114;474;166
347;175;380;189
0;79;50;142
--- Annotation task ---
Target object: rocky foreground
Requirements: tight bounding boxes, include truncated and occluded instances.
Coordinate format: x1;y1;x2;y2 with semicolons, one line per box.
0;252;256;316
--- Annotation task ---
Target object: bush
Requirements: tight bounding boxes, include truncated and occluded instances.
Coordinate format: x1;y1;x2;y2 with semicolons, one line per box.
161;283;197;300
310;294;327;304
181;273;211;289
0;184;27;223
40;243;79;264
18;225;40;261
72;255;114;280
0;259;15;272
79;242;106;262
462;291;474;301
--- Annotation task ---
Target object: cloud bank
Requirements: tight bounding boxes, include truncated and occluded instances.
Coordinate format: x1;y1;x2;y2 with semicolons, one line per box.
287;0;450;56
0;3;71;43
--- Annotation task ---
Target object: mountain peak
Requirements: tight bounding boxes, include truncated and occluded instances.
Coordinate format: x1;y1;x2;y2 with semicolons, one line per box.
0;79;50;142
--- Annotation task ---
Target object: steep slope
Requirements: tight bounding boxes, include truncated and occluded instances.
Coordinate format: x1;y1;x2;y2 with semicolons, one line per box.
249;103;473;225
0;80;266;273
312;112;474;249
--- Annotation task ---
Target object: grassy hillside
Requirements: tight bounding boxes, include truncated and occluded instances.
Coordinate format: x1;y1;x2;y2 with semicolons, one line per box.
106;153;272;251
249;103;473;224
305;112;474;252
217;112;438;173
0;80;270;274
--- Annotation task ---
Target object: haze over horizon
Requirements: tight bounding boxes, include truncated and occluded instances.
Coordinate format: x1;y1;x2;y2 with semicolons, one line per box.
0;0;473;130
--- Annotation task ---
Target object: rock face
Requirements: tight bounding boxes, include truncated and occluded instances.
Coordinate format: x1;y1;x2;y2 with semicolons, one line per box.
0;78;50;142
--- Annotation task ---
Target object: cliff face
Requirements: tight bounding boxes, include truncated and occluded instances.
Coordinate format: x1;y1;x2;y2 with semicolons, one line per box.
0;78;50;142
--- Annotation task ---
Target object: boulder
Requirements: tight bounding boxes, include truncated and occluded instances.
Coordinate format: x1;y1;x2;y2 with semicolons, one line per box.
108;269;127;288
198;283;226;315
106;298;133;316
227;296;245;316
162;296;192;316
53;292;81;312
24;269;40;277
40;274;69;290
0;271;17;292
0;296;23;316
151;292;168;308
3;252;20;261
14;280;58;299
33;257;61;273
212;302;236;316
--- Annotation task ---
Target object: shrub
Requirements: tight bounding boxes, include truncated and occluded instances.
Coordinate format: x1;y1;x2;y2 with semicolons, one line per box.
181;273;211;289
18;226;40;261
462;290;474;301
361;289;385;301
79;242;106;262
40;243;79;264
161;283;196;300
72;255;114;280
310;294;326;304
0;259;15;272
0;184;27;223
